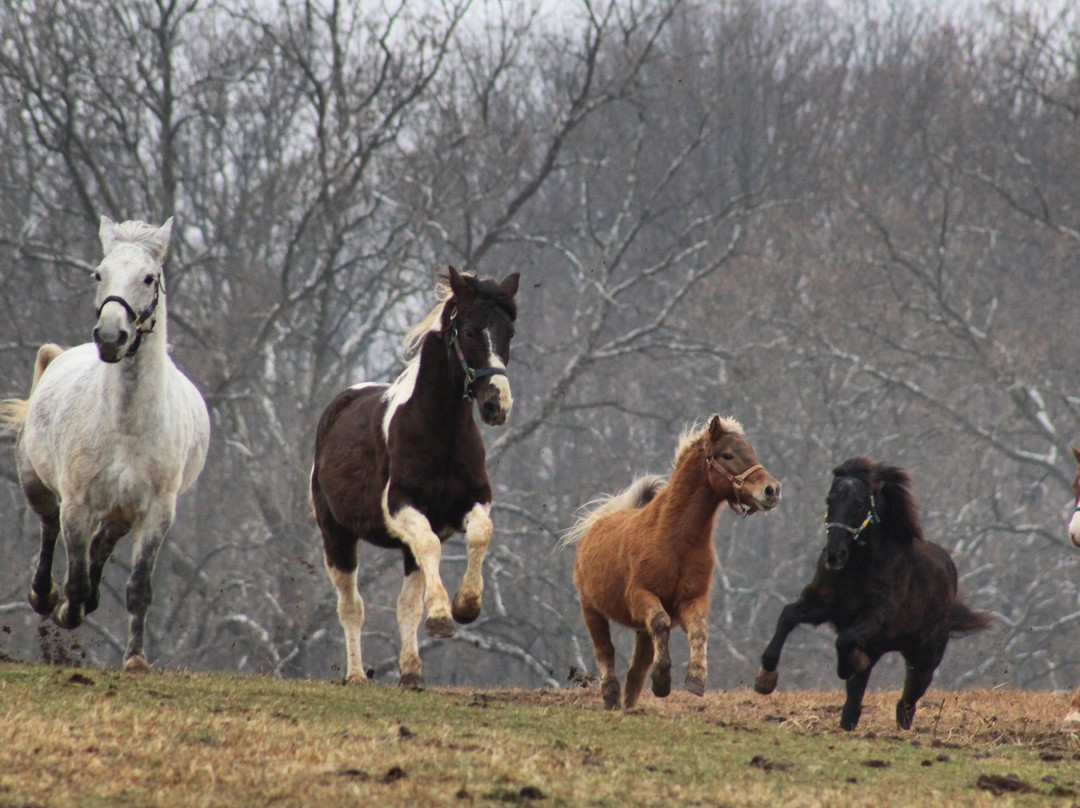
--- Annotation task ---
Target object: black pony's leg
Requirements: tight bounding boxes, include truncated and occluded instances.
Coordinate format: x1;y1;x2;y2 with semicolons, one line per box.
896;640;947;730
840;662;875;731
755;597;829;694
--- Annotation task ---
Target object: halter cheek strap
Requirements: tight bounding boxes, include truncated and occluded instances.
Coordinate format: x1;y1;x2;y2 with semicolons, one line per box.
706;458;764;516
824;494;880;546
95;278;162;358
447;313;508;400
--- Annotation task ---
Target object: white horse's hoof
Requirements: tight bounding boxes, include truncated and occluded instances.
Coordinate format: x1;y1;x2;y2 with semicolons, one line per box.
123;655;153;673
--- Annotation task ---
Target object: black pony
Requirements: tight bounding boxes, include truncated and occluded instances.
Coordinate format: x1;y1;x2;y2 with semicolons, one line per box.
754;457;991;731
311;266;519;687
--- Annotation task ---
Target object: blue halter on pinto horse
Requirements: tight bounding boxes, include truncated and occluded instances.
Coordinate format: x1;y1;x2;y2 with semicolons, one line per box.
754;457;992;731
310;266;519;687
563;416;781;709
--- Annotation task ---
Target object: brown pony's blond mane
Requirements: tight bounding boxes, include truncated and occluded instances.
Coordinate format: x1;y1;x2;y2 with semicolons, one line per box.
673;416;744;464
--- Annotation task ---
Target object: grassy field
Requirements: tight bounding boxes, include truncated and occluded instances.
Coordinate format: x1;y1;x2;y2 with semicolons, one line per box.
0;661;1077;807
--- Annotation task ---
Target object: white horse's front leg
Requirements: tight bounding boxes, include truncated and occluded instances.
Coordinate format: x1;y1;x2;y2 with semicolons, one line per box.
123;503;175;671
452;502;492;624
387;505;454;638
54;505;98;630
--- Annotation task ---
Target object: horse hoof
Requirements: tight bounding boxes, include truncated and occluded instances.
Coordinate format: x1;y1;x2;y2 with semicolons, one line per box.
399;672;425;691
754;668;778;695
895;701;915;730
1062;710;1080;731
54;601;83;629
344;670;373;686
123;655;153;674
651;669;671;698
425;615;456;639
685;674;706;697
28;585;59;616
451;592;481;624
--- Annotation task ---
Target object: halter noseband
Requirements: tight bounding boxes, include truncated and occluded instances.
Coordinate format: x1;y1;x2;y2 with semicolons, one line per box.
706;457;764;516
824;494;880;546
447;310;507;400
95;276;162;358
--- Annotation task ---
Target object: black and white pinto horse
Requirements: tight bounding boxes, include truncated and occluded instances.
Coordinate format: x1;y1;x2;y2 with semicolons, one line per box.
311;267;519;686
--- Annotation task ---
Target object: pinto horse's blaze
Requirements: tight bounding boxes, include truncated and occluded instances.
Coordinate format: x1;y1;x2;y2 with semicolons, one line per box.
311;266;519;687
754;457;992;731
563;415;780;710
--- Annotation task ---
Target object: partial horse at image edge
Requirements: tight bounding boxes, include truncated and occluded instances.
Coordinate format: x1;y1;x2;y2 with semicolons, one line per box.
1062;446;1080;730
2;216;209;670
564;415;781;710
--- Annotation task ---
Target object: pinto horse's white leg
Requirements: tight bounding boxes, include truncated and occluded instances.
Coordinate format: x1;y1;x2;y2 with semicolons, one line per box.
397;570;426;688
387;504;455;638
326;563;368;684
452;503;492;624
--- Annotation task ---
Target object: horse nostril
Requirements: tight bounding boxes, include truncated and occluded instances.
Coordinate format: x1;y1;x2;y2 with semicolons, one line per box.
764;485;777;499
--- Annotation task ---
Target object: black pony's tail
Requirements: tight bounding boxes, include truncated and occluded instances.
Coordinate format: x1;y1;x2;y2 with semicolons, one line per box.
948;601;993;638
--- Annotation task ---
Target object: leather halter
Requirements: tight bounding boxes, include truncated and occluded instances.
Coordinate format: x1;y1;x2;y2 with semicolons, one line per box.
447;310;508;400
706;457;764;515
95;275;162;358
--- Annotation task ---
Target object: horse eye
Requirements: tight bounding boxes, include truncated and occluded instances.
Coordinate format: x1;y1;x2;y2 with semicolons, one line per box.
143;274;155;285
720;452;735;461
93;271;101;282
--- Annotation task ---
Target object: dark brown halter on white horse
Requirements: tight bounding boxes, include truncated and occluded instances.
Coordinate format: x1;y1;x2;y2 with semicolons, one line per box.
563;416;780;709
310;267;519;686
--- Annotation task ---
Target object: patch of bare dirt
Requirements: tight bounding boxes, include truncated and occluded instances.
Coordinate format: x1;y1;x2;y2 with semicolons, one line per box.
446;684;1080;756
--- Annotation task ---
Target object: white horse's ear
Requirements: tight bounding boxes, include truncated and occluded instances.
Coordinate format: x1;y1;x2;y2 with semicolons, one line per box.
99;215;118;255
149;217;174;263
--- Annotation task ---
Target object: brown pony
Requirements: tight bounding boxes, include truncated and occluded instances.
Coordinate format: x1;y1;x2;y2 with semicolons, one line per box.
563;416;780;709
1063;446;1080;730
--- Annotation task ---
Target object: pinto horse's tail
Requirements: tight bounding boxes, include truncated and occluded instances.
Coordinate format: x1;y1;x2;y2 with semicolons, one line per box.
0;343;64;434
948;600;993;638
558;474;666;549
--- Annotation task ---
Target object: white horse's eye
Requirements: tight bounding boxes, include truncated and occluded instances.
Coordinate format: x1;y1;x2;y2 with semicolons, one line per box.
93;271;101;282
143;274;155;285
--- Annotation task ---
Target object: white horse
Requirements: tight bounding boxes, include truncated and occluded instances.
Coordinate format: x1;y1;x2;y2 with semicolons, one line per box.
1;216;209;670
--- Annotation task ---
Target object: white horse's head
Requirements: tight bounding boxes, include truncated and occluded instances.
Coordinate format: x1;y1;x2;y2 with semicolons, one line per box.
93;216;173;363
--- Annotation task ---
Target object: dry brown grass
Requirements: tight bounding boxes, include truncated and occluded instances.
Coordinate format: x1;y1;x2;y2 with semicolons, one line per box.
0;661;1077;807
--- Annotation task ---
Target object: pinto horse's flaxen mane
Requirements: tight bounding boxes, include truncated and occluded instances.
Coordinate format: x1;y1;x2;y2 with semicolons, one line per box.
831;456;923;546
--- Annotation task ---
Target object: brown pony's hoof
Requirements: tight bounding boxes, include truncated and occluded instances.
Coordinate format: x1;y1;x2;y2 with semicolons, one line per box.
28;585;59;616
425;615;456;639
451;592;481;624
685;674;706;697
399;672;425;690
754;668;778;695
651;667;671;698
123;654;153;673
53;601;83;630
601;674;620;710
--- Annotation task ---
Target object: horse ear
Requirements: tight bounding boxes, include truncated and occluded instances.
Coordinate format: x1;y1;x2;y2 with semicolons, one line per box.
149;217;174;264
499;272;520;298
1071;446;1080;464
99;215;118;255
707;414;723;440
447;265;475;301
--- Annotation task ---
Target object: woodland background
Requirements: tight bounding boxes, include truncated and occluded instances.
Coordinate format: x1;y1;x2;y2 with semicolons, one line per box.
1;0;1078;696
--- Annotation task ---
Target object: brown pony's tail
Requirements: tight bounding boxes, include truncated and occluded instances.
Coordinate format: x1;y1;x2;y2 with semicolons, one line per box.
948;600;993;638
557;474;666;549
0;343;64;434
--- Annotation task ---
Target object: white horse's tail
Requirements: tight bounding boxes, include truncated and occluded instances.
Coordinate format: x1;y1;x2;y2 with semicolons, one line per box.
558;474;667;549
0;343;64;433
